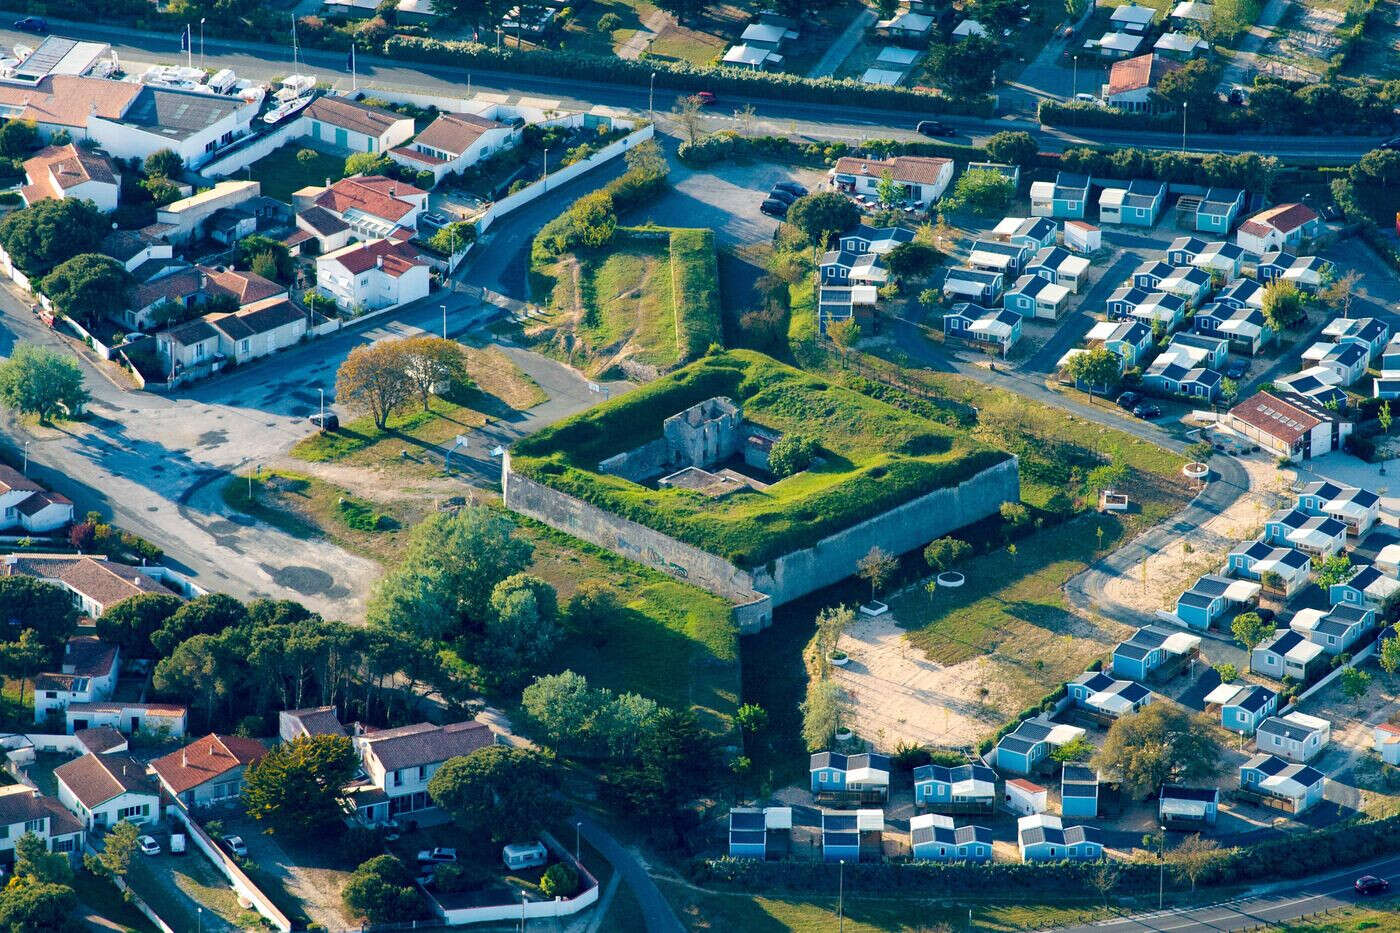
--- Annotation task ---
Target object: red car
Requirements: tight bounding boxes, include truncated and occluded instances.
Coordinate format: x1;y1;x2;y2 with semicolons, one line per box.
694;91;717;106
1355;875;1390;895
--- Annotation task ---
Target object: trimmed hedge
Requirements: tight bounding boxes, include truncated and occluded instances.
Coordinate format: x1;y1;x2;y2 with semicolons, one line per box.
679;132;990;170
694;812;1400;893
1038;100;1175;131
669;228;723;362
386;36;996;116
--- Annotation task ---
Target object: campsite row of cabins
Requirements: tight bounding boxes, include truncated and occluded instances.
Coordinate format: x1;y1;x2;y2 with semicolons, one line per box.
940;215;1100;356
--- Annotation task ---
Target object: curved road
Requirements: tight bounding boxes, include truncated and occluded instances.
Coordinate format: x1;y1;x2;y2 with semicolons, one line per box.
1063;453;1252;632
577;816;684;933
1053;855;1400;932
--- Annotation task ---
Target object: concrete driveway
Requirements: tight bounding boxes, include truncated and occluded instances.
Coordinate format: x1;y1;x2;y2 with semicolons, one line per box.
220;816;358;931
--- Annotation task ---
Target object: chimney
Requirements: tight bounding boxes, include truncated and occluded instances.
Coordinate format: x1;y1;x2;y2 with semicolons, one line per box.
375;254;383;270
182;749;188;767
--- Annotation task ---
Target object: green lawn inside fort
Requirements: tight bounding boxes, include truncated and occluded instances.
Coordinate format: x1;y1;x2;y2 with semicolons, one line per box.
527;225;723;377
508;349;1013;570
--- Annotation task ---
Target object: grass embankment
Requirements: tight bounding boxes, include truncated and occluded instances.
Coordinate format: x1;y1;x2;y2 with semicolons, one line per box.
291;345;545;472
522;518;740;733
1280;896;1400;930
246;144;346;204
528;226;721;375
511;349;1010;569
656;878;1117;932
221;469;407;564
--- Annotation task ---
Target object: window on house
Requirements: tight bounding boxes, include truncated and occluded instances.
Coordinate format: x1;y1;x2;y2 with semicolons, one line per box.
23;819;43;834
51;838;73;853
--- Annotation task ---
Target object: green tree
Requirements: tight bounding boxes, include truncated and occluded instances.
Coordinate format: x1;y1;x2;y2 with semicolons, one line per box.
1050;734;1093;763
1312;553;1352;589
885;241;941;277
427;746;555;842
0;198;107;277
344;151;393;176
1064;347;1122;401
565;581;620;629
1093;704;1219;796
40;254;132;330
400;335;471;411
0;630;49;710
13;830;72;886
597;707;717;847
801;678;848;751
857;546;897;602
786;192;860;247
924;34;1000;95
243;734;359;834
0;575;78;658
566;190;617;248
1380;633;1400;677
0;881;81;932
150;592;248;656
343;855;425;924
735;702;768;737
96;592;183;658
482;573;560;686
652;0;704;24
143;148;183;178
1342;664;1372;702
86;820;139;881
767;434;817;477
521;670;596;749
1231;611;1272;650
876;168;902;209
1381;401;1393;437
429;220;477;255
827;318;861;362
0;120;37;160
233;235;293;282
1262;279;1306;332
984;131;1037;167
540;863;579;898
0;342;90;424
1172;834;1220;891
367;507;532;642
1215;662;1238;683
949;168;1015;215
923;536;972;572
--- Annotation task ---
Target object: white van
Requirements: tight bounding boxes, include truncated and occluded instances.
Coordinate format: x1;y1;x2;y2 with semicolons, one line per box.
502;841;547;871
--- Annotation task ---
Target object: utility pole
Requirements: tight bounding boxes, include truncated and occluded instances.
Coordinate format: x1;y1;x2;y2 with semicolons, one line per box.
1157;825;1166;909
649;71;656;115
1181;101;1188;153
838;859;845;933
441;304;448;339
199;18;206;70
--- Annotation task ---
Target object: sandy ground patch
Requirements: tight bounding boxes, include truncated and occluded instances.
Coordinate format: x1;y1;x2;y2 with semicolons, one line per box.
1102;454;1296;615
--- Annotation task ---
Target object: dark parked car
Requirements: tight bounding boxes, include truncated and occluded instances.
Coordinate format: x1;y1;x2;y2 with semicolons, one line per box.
420;211;450;228
916;120;956;138
13;16;46;32
1225;358;1249;379
1115;391;1142;410
773;181;808;198
767;187;796;205
760;199;789;218
1355;876;1390;895
309;412;340;431
1133;403;1162;420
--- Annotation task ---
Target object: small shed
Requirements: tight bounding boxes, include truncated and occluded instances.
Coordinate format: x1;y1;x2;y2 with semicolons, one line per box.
1159;785;1219;828
1004;777;1048;816
1064;220;1101;253
1060;764;1100;819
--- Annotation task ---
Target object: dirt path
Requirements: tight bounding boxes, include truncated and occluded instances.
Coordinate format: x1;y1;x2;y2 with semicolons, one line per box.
617;7;670;59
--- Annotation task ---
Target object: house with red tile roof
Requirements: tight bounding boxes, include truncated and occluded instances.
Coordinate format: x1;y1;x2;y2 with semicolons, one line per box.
1225;390;1350;461
1;552;199;617
298;174;427;238
20;144;119;211
829;155;954;207
388;111;515;183
1236;203;1323;255
34;636;120;725
315;238;430;312
150;733;266;808
1101;53;1181;111
0;462;72;533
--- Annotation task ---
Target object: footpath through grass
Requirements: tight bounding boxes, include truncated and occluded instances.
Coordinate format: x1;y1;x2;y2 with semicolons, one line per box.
221;468;408;564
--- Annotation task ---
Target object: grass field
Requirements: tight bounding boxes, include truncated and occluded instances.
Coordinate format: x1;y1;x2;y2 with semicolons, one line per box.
556;0;655;56
221;468;409;564
1280;897;1400;930
656;879;1117;932
291;346;545;473
523;519;740;732
246;144;346;204
529;227;721;376
511;350;1010;569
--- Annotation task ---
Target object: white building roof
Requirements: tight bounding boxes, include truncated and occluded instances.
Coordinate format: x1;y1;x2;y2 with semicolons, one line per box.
1224;580;1261;602
952;19;988;37
861;68;904;86
856;809;884;831
1112;4;1158;25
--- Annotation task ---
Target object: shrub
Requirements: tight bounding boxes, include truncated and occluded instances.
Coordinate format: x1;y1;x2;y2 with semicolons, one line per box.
598;11;622;30
540;863;580;898
768;433;817;477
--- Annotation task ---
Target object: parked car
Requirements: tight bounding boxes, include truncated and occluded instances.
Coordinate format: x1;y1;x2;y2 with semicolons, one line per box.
766;187;796;205
1132;403;1162;420
760;199;789;218
915;120;956;138
693;91;717;106
1381;137;1400;152
12;16;46;32
309;411;340;431
1115;391;1142;410
1225;358;1249;379
1355;875;1390;895
223;835;248;858
420;211;450;229
138;836;160;856
1074;93;1102;105
418;847;458;864
773;181;807;198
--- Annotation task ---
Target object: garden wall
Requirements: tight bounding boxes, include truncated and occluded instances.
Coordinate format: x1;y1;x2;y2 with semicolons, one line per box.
502;451;1019;632
167;804;292;933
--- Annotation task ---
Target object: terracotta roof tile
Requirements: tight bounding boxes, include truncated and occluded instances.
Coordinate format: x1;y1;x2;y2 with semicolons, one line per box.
833;154;951;186
3;554;176;612
54;753;155;809
1106;53;1181;96
197;265;286;306
323;238;426;278
1229;391;1323;443
314;175;422;223
305;96;408;139
408;112;505;157
150;734;265;794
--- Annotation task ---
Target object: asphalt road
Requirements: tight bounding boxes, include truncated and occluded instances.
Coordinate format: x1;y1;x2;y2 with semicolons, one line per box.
1052;856;1400;932
0;12;1388;161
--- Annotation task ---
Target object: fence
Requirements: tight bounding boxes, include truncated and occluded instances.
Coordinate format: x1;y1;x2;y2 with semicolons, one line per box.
104;860;178;933
475;124;654;236
167;804;293;933
431;830;599;926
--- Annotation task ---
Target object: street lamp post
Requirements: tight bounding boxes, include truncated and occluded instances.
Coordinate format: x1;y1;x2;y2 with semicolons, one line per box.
21;441;29;476
575;822;582;862
200;18;206;70
441;304;448;339
838;859;845;933
318;388;325;427
1072;55;1078;97
542;148;550;191
1157;825;1166;909
1181;101;1188;153
649;71;656;115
